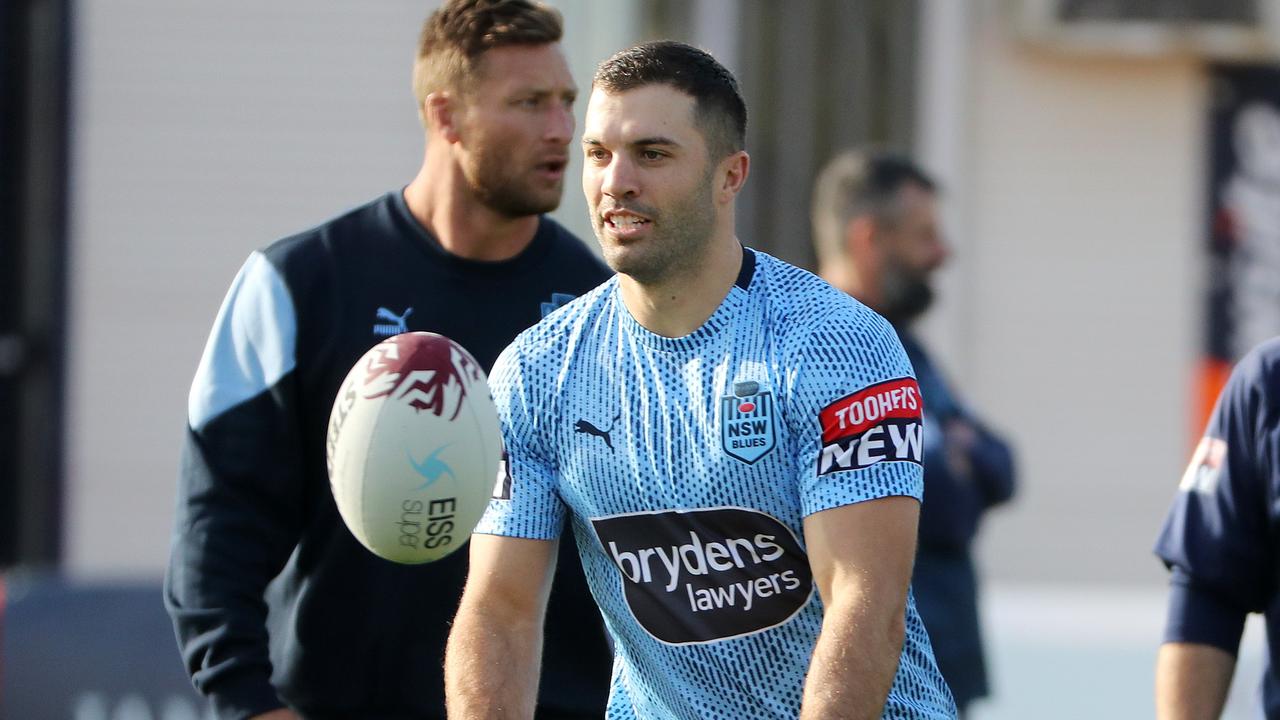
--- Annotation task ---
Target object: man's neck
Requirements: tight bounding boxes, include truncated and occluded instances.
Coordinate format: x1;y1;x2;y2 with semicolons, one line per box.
618;234;744;338
402;149;540;262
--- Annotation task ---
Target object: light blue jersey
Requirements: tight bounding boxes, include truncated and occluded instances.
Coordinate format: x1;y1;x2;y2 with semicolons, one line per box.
479;249;956;719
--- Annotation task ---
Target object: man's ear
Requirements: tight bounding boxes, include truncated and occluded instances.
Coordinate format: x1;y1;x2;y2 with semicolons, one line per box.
425;92;462;144
845;215;878;260
716;150;750;204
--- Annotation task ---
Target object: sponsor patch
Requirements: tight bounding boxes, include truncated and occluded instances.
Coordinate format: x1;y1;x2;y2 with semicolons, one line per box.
721;385;776;463
591;507;813;645
1179;436;1227;493
817;377;924;476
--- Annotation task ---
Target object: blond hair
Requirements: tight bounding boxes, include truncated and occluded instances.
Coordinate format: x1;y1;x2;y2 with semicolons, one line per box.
412;0;563;126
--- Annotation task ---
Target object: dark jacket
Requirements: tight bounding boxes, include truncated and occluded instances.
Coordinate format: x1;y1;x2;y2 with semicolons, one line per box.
165;192;614;719
902;331;1015;710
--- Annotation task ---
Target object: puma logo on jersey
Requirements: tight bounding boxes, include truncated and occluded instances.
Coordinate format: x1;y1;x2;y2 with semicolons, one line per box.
373;306;413;336
575;412;620;452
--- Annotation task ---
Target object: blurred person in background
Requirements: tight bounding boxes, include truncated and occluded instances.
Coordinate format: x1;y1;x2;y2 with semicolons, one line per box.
811;149;1017;717
1154;337;1280;719
163;1;612;718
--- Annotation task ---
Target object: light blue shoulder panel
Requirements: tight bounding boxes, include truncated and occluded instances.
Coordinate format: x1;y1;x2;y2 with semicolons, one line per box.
187;251;297;431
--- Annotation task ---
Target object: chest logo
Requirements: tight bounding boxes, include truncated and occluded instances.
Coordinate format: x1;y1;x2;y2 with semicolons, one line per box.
575;412;620;452
373;306;413;337
540;292;577;318
721;382;776;464
591;506;813;645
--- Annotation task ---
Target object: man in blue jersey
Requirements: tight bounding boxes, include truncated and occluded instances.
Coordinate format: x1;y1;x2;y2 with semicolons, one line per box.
445;41;956;719
1154;338;1280;719
164;2;612;718
811;150;1016;717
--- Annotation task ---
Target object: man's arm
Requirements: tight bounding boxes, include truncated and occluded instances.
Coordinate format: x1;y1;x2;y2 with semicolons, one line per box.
165;252;308;718
799;495;919;720
1152;569;1249;720
446;534;558;720
1152;344;1280;719
1155;642;1235;720
951;419;1016;508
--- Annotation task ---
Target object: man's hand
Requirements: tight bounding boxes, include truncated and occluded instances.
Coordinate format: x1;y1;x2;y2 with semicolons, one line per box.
943;418;979;480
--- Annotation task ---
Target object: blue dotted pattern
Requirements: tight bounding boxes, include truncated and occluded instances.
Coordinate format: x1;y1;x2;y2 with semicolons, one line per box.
479;250;956;719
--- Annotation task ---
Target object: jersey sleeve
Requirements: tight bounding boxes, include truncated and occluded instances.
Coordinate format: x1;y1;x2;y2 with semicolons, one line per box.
474;339;567;540
786;308;924;517
1154;343;1277;616
163;252;306;719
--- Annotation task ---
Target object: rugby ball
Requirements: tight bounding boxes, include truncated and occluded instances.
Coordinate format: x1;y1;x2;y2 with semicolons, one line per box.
326;332;501;564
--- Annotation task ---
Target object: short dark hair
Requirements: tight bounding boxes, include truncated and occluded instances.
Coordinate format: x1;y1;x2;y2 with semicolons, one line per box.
413;0;563;122
592;41;747;160
811;150;937;265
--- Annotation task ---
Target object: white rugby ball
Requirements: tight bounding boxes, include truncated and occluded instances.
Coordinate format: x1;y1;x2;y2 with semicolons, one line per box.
326;332;501;564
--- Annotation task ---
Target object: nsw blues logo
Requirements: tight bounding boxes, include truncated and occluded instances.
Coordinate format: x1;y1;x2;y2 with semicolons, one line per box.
721;381;776;464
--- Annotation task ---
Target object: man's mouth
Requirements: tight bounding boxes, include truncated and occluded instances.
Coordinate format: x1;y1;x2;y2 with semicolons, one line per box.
603;210;651;230
537;158;567;176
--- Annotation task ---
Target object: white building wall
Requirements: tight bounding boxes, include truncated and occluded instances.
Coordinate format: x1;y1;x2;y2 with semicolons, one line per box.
65;0;638;577
954;10;1205;587
913;6;1238;718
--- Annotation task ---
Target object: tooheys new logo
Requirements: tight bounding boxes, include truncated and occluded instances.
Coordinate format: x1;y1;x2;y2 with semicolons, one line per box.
591;507;813;645
818;377;924;476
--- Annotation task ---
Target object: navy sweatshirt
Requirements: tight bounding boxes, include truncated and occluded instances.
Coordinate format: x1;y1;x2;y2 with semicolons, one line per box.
165;191;614;719
1156;337;1280;717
